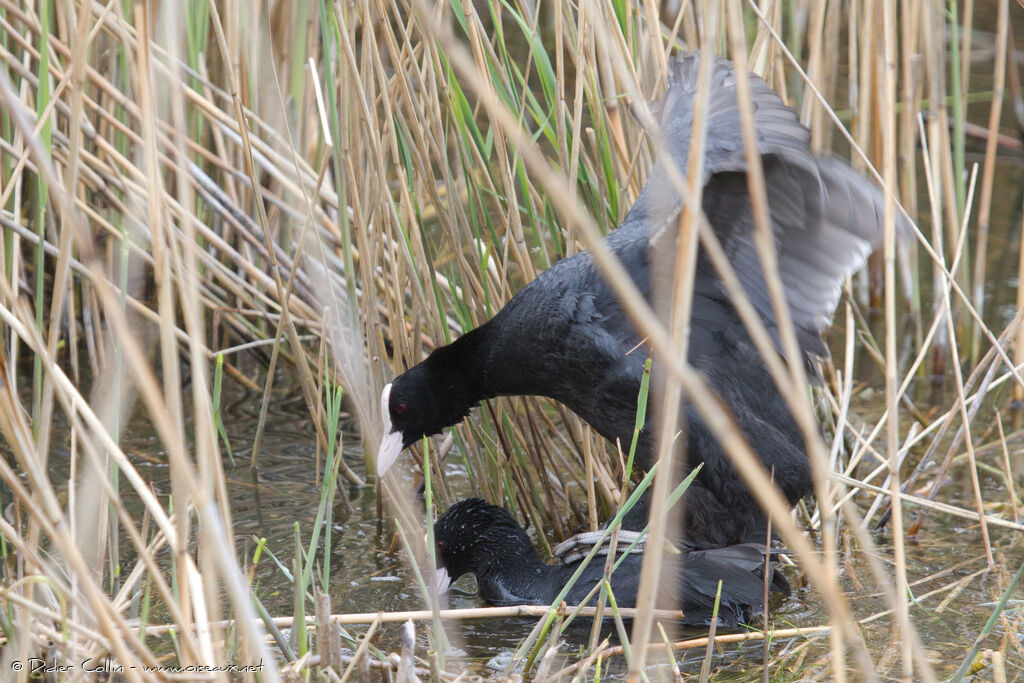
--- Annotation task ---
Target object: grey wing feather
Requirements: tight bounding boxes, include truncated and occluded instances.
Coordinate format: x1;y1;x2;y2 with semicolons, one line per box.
701;153;892;357
656;52;811;176
635;53;901;361
626;53;812;228
776;155;905;335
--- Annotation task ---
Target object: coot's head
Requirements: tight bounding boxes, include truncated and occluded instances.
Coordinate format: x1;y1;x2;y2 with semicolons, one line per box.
377;345;483;475
432;498;534;594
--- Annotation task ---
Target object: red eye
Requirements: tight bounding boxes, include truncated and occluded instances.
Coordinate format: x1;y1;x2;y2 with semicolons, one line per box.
396;403;407;414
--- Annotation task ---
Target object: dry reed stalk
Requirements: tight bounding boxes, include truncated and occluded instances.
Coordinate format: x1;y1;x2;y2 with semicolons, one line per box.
880;2;914;678
970;0;1010;366
994;413;1020;524
901;126;1016;532
129;605;827;637
554;625;832;678
725;3;845;674
0;1;1020;680
1017;200;1024;406
624;23;718;679
939;165;995;566
831;471;1024;532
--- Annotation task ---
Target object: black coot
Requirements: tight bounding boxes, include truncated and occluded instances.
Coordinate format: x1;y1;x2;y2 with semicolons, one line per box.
433;498;786;628
380;52;900;548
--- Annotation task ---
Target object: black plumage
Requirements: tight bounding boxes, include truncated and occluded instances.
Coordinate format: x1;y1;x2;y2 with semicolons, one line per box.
433;498;786;628
380;52;900;548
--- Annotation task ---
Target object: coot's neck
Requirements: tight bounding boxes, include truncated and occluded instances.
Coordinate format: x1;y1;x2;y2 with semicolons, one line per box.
426;323;498;422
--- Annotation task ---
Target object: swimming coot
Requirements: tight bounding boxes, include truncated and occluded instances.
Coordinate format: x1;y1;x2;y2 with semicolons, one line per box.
380;52;899;548
433;498;786;628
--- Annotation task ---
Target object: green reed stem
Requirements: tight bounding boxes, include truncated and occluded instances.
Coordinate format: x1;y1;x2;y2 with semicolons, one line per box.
212;354;234;465
949;560;1024;683
293;522;308;656
31;0;53;432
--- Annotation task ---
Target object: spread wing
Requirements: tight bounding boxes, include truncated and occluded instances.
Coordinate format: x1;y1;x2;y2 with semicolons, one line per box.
630;52;896;363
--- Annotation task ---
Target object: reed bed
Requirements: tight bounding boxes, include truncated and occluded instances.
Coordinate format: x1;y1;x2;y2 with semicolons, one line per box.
0;0;1021;681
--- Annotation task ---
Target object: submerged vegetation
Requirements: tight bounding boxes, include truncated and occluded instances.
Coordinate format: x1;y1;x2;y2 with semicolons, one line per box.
0;0;1021;681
